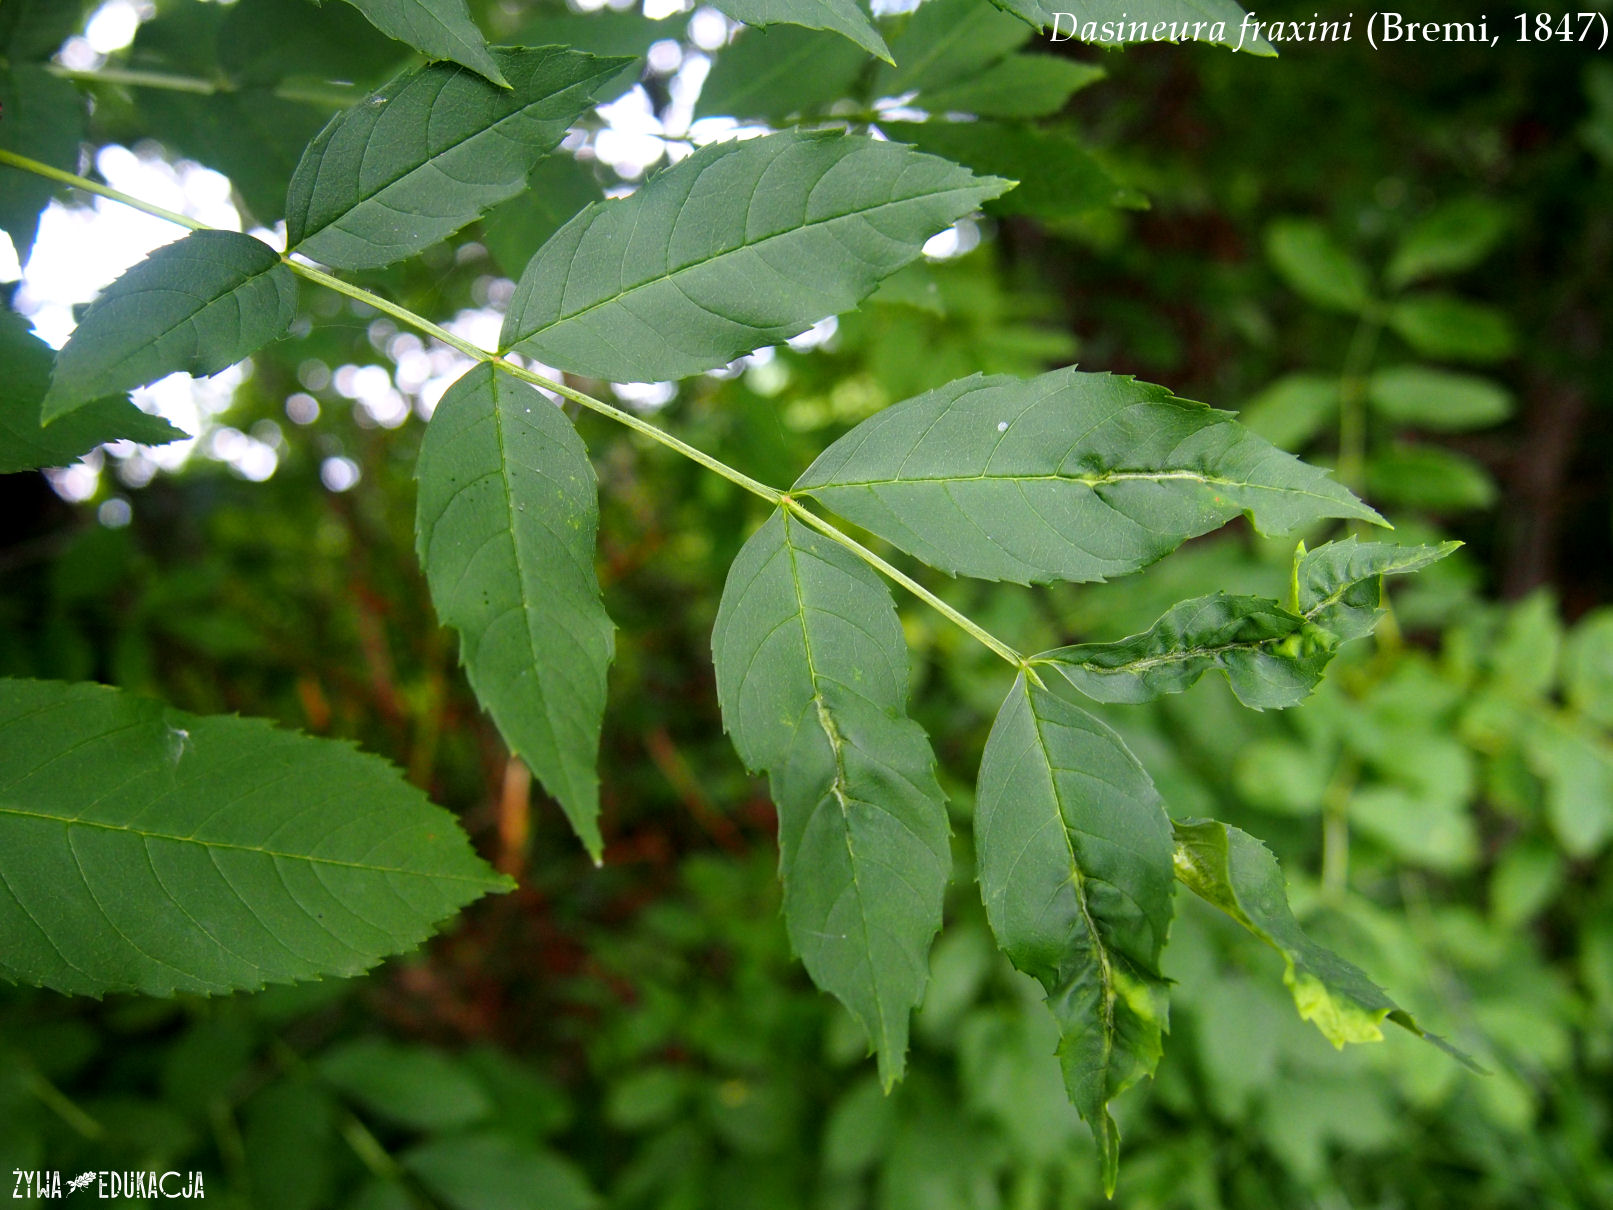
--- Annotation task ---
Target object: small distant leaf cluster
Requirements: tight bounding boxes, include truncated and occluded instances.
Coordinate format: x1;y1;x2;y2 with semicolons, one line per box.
0;0;1474;1187
1249;202;1517;512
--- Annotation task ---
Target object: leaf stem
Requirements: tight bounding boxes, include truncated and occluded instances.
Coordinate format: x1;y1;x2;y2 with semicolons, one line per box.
5;154;1027;669
282;260;786;503
0;148;205;231
1336;304;1384;495
503;359;785;503
1320;751;1357;900
44;64;363;109
25;1068;105;1140
339;1113;403;1181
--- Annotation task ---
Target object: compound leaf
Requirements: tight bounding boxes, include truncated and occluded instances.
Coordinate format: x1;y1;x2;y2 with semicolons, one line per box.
286;47;631;270
501;131;1010;383
975;674;1174;1195
415;365;614;861
334;0;509;87
1171;817;1479;1066
794;368;1381;586
0;678;511;998
42;230;296;422
707;0;890;61
0;312;185;475
1040;594;1334;710
712;510;949;1087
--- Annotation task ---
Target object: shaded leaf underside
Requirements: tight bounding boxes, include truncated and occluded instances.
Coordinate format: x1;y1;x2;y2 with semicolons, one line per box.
43;230;296;421
0;311;184;474
707;0;890;60
335;0;510;87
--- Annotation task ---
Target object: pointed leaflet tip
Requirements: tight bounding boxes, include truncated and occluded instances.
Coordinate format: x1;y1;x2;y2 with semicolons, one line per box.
335;0;511;88
1171;817;1481;1068
1099;1112;1120;1198
414;365;614;861
706;0;894;63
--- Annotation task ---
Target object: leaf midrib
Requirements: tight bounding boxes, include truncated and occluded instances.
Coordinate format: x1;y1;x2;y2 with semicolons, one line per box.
780;512;890;1057
804;467;1340;501
1053;632;1290;677
1021;681;1117;1089
0;803;501;885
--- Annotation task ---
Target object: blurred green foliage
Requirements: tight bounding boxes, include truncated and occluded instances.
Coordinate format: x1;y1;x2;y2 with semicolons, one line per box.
2;0;1610;1206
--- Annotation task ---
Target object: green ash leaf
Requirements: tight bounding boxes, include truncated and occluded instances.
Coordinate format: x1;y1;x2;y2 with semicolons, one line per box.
695;26;867;123
0;678;511;998
0;66;85;264
917;55;1104;119
712;510;949;1087
415;365;614;861
1171;817;1480;1067
0;312;184;474
1041;595;1334;710
975;674;1174;1194
334;0;510;87
286;46;631;270
43;230;295;422
501;131;1010;383
707;0;890;61
1038;541;1456;706
794;368;1382;586
878;121;1145;219
1297;537;1460;641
